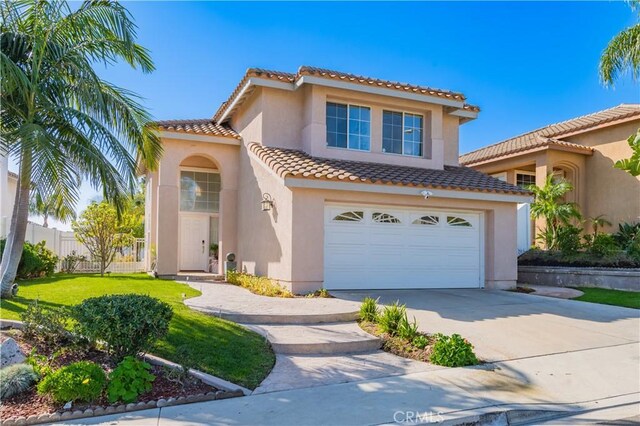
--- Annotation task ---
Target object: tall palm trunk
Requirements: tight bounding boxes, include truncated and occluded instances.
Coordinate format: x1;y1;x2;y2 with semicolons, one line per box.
0;153;31;298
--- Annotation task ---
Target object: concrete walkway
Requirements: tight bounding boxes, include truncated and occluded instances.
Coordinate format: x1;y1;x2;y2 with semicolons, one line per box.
64;342;640;425
523;285;584;299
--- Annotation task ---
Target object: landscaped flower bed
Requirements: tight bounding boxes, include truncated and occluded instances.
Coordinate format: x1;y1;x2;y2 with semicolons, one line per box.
0;293;244;425
357;298;479;367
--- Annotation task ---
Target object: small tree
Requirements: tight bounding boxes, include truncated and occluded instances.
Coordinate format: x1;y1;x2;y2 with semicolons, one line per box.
72;203;134;276
528;175;582;250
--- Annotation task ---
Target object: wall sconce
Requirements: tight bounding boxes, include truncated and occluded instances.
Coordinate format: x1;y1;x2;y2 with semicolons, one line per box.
261;193;274;212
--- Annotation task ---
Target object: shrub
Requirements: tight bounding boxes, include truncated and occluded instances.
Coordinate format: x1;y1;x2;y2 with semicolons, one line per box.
163;345;195;386
518;249;640;268
21;301;70;347
378;301;406;336
26;351;56;378
614;222;640;257
71;294;173;361
60;251;87;273
226;270;293;298
430;334;478;367
37;361;106;403
589;233;620;257
0;364;38;399
359;297;379;322
397;315;419;341
412;335;429;349
556;225;583;255
107;356;155;403
0;239;58;279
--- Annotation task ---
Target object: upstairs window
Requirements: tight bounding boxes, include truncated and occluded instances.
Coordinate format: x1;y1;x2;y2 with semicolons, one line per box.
383;111;423;157
326;102;370;151
516;172;535;188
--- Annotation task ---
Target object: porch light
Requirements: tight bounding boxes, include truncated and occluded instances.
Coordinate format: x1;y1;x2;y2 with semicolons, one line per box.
261;193;274;212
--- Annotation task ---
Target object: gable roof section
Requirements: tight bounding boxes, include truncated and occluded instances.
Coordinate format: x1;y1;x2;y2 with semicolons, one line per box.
460;104;640;166
154;119;241;139
213;66;479;123
249;143;528;195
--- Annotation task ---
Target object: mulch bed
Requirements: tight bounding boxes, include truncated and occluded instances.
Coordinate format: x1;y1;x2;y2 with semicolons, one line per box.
0;329;218;421
359;321;434;362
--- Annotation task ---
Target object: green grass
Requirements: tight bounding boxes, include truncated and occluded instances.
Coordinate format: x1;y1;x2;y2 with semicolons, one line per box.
573;287;640;309
0;274;275;389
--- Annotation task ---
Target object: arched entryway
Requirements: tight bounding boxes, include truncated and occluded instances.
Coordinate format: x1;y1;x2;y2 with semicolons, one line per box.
178;155;221;272
553;161;580;205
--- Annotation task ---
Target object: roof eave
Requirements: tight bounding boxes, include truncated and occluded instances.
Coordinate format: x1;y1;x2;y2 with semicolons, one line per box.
461;143;594;167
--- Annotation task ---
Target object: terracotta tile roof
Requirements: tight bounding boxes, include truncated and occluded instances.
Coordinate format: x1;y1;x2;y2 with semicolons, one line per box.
154;119;240;139
249;143;529;195
460;104;640;166
214;66;478;122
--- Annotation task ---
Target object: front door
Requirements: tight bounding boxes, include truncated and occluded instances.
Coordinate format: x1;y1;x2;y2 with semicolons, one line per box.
179;215;209;271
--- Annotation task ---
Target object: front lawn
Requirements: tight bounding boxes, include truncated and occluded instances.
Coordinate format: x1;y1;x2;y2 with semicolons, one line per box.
573;287;640;309
0;274;275;389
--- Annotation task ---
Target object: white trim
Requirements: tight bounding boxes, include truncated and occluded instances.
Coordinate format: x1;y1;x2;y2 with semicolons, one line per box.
159;131;241;145
217;80;252;124
381;109;424;157
326;101;372;152
297;75;464;108
286;177;532;203
449;109;479;120
180;166;220;173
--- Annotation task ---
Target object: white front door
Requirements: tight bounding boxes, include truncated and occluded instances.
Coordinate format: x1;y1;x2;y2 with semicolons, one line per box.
324;205;483;290
179;215;209;271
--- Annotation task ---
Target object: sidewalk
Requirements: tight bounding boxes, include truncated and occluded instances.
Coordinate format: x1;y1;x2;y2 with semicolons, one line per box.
62;341;640;426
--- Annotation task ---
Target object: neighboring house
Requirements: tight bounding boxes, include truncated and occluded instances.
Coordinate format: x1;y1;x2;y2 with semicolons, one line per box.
0;154;18;239
460;104;640;248
145;66;530;293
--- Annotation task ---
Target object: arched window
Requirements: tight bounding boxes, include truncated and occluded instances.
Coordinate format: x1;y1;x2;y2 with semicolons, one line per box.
447;216;472;227
412;215;439;225
333;211;364;222
372;212;401;224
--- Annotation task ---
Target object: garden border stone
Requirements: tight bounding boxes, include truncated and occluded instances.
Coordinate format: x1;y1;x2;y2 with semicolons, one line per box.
0;321;246;426
518;265;640;291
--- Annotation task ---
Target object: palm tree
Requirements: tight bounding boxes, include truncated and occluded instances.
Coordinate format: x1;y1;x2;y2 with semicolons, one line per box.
528;175;582;250
0;1;162;298
588;214;612;237
599;0;640;86
29;191;76;228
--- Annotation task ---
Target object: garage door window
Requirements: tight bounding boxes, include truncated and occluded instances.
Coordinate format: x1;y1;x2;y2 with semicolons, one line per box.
413;215;439;226
332;211;364;222
372;212;401;224
447;216;472;227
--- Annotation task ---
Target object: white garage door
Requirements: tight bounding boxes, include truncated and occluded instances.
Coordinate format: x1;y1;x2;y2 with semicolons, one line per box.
324;205;482;290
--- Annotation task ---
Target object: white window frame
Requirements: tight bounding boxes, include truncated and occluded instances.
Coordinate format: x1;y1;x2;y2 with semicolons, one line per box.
179;166;221;214
325;102;371;152
515;170;536;188
382;109;424;157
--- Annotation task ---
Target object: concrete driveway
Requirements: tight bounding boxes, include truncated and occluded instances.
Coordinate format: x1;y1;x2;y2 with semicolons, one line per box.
334;289;640;362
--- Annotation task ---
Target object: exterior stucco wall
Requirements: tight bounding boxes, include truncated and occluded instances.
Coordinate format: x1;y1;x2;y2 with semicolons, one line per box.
237;145;294;282
150;136;240;276
287;187;518;293
229;83;470;170
565;121;640;227
443;114;460;166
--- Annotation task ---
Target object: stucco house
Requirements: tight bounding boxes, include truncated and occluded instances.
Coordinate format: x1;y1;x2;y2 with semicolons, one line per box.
145;67;530;293
460;104;640;248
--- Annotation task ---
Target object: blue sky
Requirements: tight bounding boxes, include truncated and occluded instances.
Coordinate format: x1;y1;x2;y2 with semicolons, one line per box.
16;1;640;229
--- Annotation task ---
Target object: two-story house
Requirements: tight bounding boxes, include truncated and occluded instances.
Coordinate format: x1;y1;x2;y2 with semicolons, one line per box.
144;67;530;293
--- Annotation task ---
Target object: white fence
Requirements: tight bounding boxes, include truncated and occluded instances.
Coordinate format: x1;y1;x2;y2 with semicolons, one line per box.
58;235;146;273
2;221;146;273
